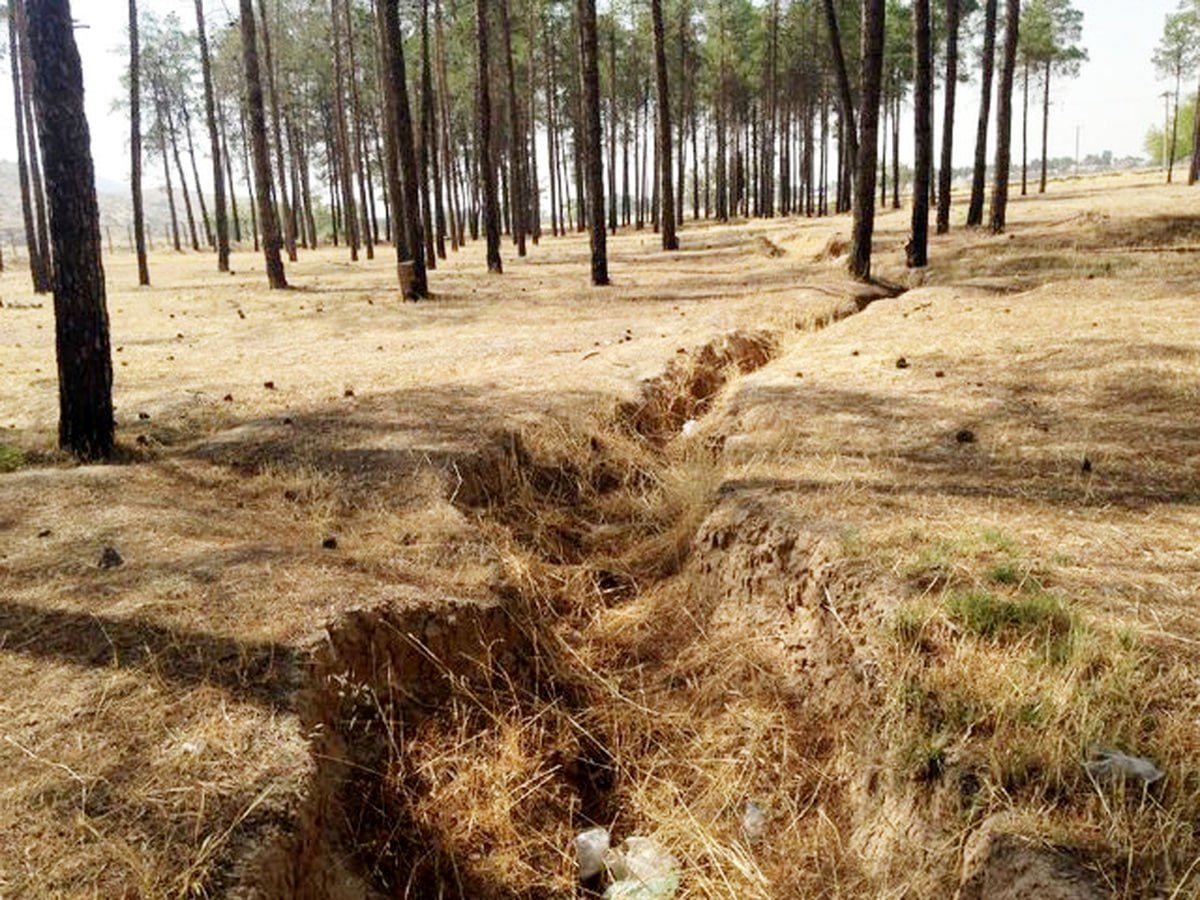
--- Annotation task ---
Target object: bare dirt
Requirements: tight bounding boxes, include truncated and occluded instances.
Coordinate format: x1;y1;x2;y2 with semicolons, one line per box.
0;171;1197;897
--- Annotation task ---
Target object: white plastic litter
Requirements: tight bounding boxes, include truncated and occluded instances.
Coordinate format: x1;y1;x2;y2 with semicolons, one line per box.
575;827;611;880
741;801;767;842
1085;750;1164;785
602;836;680;899
680;419;700;438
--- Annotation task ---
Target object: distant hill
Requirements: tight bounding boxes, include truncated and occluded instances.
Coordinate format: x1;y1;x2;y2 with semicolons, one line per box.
0;159;213;253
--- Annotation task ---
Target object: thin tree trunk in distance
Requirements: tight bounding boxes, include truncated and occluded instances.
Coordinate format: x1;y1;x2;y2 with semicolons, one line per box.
498;0;527;255
130;0;150;284
256;0;296;260
967;0;998;226
936;0;958;234
14;0;52;291
821;0;858;177
578;0;608;282
240;0;287;287
650;0;677;250
27;0;114;459
195;0;229;270
1039;59;1050;192
990;0;1020;233
10;0;44;290
850;0;885;280
475;0;503;272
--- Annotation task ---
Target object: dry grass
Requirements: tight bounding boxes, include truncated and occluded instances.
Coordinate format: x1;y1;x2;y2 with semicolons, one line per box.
1;171;1198;896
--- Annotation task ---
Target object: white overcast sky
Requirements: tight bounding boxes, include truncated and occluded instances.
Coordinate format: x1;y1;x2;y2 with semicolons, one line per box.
0;0;1182;191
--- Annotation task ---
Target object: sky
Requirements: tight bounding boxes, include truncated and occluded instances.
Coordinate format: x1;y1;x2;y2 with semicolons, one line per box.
0;0;1184;194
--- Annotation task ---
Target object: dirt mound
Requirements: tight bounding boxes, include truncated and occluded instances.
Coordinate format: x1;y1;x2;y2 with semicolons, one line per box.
813;232;850;261
689;495;879;711
959;817;1105;899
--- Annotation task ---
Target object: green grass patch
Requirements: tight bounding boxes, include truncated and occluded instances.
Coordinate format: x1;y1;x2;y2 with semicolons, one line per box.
945;589;1071;641
986;561;1021;585
0;445;26;473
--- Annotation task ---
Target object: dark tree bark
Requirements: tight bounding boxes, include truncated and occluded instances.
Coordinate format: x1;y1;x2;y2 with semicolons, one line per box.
967;0;998;226
474;0;503;272
422;0;447;260
578;0;609;283
821;0;858;177
256;0;296;260
849;0;885;280
195;0;229;271
129;0;150;284
1189;72;1200;184
382;0;430;297
435;0;462;250
13;0;52;292
331;0;359;261
935;0;959;234
240;0;287;287
650;0;677;250
9;0;45;290
498;0;527;256
908;0;932;267
344;0;374;260
27;0;114;460
1021;60;1029;194
989;0;1020;233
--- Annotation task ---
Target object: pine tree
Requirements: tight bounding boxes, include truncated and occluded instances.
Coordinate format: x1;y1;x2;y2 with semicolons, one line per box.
27;0;114;459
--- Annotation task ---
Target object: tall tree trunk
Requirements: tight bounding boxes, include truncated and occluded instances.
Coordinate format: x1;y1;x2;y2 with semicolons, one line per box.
578;0;608;282
239;104;259;251
435;0;462;250
160;84;201;252
27;0;114;459
240;0;287;287
498;0;527;256
422;0;447;260
331;0;360;260
650;0;677;250
344;0;375;260
1038;59;1050;192
10;0;44;290
608;23;618;233
129;0;150;284
1189;71;1200;184
220;103;243;243
382;0;430;297
1168;71;1181;183
527;0;541;242
475;0;503;271
14;0;52;291
195;0;230;271
850;0;886;280
1021;59;1029;195
936;0;959;234
158;110;182;252
989;0;1020;233
967;0;998;226
820;0;858;178
908;0;932;267
256;0;296;260
180;104;214;248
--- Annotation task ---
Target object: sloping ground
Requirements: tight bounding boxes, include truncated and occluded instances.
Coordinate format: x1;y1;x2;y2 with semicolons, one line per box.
0;173;1197;896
